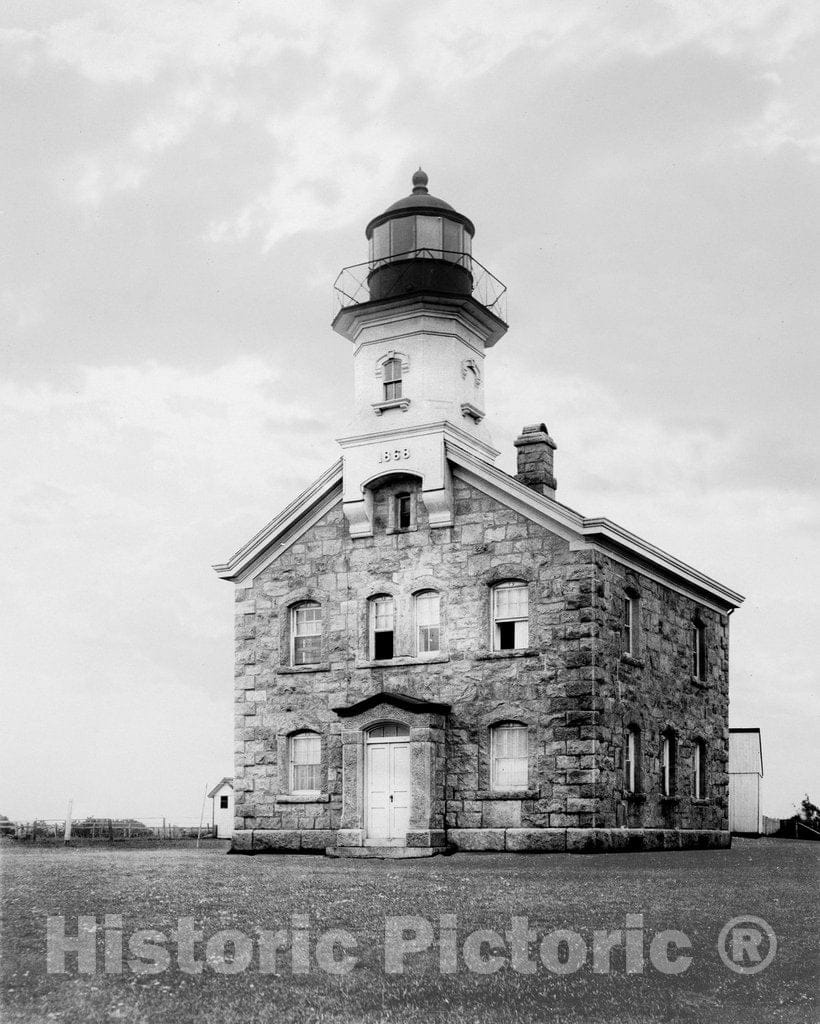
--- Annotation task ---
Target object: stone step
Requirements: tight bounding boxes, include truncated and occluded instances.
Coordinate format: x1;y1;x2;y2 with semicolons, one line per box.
327;845;439;859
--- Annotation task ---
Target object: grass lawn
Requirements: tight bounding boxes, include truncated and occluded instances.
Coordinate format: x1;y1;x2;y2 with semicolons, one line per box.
1;838;816;1023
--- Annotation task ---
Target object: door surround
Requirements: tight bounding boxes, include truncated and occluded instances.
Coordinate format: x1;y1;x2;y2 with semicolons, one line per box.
332;691;449;850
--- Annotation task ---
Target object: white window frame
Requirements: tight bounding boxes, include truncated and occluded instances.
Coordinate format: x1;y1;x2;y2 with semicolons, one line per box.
396;492;412;530
290;601;322;666
415;591;441;656
625;726;639;794
693;740;706;800
692;622;706;680
492;581;529;651
622;595;637;656
490;722;529;792
289;732;321;796
661;733;675;797
370;595;395;661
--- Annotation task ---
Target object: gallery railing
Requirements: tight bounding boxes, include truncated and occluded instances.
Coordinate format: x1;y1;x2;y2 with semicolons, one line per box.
333;248;507;324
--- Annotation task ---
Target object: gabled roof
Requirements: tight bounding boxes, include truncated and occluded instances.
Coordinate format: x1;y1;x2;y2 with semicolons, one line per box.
207;777;233;798
213;446;743;611
729;729;763;776
445;440;744;611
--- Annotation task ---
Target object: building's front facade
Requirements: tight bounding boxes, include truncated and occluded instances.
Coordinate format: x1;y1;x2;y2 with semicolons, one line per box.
214;171;743;856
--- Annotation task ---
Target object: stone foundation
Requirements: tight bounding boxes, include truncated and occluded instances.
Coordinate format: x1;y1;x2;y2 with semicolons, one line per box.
448;827;730;853
230;827;730;855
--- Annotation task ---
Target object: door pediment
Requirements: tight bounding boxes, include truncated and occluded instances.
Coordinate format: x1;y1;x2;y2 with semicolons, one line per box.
332;690;450;721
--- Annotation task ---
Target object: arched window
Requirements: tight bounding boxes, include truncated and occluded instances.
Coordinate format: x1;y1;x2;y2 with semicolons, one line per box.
661;730;677;797
415;591;440;655
491;722;528;791
383;358;402;401
290;601;322;665
693;739;707;800
370;595;394;661
290;732;321;795
625;725;641;794
691;619;707;680
492;581;529;651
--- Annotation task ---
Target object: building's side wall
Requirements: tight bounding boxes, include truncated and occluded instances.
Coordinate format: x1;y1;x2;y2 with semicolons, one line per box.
232;473;730;847
590;553;730;833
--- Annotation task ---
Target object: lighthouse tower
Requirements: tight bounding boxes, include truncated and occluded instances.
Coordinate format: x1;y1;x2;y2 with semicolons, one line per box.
333;169;508;538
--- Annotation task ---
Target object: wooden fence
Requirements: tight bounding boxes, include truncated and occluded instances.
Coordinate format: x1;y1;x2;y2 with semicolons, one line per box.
13;818;218;843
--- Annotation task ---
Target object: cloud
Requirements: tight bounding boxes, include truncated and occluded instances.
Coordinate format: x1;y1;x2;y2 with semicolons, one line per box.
10;0;816;231
207;108;411;248
739;97;820;162
0;357;334;819
0;358;329;657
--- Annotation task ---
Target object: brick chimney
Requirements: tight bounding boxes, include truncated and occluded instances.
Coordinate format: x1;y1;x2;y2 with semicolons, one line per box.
514;423;557;497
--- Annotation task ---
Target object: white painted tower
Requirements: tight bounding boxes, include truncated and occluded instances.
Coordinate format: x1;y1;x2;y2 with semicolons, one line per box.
332;170;508;538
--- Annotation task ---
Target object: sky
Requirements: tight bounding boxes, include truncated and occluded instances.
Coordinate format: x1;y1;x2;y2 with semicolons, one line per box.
1;0;818;824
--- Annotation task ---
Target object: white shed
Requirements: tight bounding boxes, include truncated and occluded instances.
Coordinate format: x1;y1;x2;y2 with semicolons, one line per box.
208;778;234;838
729;729;763;836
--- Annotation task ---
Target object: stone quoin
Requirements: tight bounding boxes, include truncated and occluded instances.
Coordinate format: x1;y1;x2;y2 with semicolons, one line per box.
213;171;744;857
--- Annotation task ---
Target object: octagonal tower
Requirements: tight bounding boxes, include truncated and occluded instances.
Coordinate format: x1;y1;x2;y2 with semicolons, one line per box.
333;170;508;538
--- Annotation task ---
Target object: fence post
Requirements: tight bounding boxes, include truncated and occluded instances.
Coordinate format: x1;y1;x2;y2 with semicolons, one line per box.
64;801;73;845
197;785;208;849
108;818;114;845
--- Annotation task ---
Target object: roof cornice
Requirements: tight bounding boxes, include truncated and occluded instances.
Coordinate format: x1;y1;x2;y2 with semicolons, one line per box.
332;292;507;347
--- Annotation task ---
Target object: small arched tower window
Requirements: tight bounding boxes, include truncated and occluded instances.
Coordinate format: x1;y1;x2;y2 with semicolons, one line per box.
383;358;402;401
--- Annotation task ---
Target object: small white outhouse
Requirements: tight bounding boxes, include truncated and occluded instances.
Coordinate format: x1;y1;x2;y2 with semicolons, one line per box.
208;778;234;838
729;729;763;836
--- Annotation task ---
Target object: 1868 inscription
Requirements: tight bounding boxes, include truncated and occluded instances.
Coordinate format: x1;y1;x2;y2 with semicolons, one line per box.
378;447;410;463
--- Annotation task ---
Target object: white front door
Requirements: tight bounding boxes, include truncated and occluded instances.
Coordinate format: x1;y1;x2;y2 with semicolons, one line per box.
366;734;410;842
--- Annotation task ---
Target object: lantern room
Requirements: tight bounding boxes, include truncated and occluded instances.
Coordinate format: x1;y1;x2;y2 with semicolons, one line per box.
365;168;476;301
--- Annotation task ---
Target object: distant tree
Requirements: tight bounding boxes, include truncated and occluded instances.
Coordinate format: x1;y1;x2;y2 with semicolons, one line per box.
800;795;820;827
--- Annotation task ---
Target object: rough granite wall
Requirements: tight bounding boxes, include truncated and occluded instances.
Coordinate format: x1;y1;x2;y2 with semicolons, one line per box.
232;474;729;840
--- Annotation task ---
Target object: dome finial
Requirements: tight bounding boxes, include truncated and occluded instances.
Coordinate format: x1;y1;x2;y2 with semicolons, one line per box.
411;167;429;194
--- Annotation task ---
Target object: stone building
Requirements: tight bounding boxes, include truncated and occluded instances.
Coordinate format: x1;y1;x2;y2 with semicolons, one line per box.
214;171;743;856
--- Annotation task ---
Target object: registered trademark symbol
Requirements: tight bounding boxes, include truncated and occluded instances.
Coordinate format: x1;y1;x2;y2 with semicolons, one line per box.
717;916;777;975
